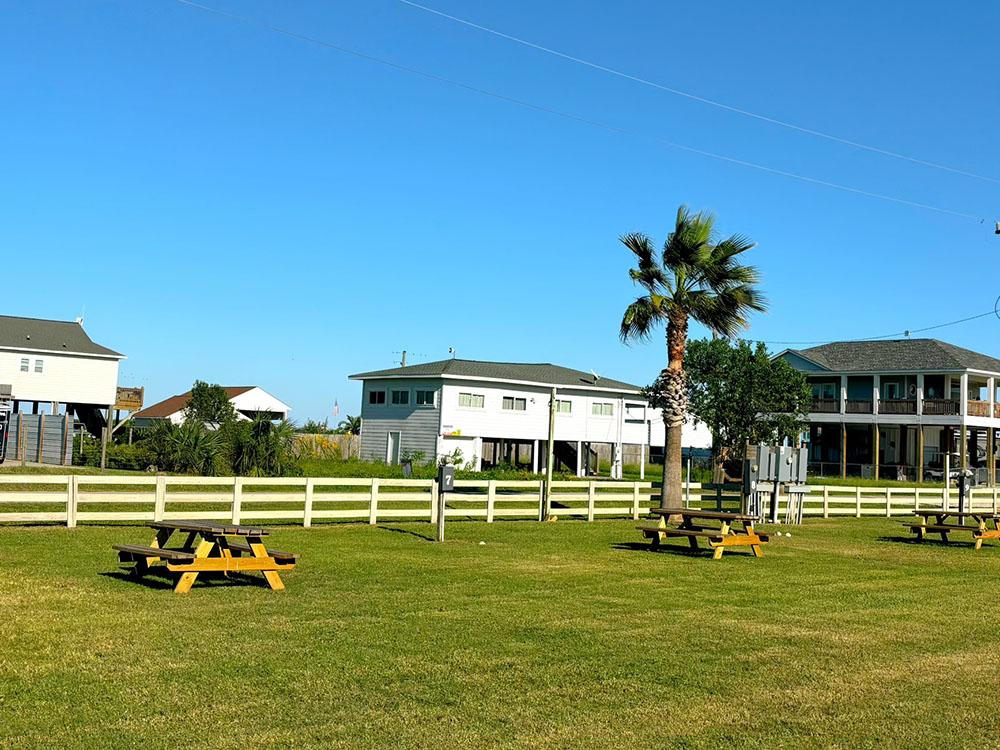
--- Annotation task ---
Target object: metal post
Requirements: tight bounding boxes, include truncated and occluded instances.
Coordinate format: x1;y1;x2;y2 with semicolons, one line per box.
544;387;556;520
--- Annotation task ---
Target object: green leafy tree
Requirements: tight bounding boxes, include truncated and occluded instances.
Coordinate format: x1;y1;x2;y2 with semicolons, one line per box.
620;205;766;507
336;415;361;435
146;419;222;475
683;338;811;477
183;381;237;427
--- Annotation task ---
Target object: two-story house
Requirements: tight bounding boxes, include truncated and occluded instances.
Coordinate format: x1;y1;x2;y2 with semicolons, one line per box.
777;339;1000;483
349;358;672;478
0;314;124;436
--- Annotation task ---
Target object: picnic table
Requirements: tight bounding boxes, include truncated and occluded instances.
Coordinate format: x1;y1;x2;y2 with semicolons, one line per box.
907;510;1000;550
114;520;298;593
636;508;769;559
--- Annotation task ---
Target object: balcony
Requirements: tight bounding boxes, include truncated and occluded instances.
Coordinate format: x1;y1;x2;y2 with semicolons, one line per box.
810;398;839;413
845;399;873;414
879;399;917;415
922;399;960;416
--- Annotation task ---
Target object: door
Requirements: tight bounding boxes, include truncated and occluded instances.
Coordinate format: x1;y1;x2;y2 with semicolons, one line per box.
387;431;401;465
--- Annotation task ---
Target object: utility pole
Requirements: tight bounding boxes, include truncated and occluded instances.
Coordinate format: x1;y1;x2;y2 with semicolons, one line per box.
543;387;556;520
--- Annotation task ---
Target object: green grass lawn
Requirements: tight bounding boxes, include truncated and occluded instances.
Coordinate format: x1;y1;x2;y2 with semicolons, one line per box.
3;518;1000;749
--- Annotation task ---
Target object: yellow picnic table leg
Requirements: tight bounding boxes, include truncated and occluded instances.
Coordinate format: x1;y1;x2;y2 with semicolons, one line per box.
746;522;764;558
711;521;730;560
174;538;215;594
248;535;284;591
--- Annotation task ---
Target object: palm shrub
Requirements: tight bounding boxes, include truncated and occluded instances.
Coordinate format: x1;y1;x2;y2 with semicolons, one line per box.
226;415;298;477
619;205;766;507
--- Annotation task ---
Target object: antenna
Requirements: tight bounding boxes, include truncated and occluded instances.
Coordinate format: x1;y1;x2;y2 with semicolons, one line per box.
448;347;457;359
995;221;1000;235
591;369;601;382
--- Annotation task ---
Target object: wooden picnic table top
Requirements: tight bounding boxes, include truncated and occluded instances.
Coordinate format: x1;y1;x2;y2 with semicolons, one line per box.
649;508;758;523
912;509;999;519
149;520;271;536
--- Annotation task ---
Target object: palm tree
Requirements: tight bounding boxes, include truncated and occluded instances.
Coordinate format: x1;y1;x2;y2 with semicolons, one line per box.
337;415;361;436
620;205;766;508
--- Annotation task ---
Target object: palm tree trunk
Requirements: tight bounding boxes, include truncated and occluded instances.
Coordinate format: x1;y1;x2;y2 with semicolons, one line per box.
659;314;688;508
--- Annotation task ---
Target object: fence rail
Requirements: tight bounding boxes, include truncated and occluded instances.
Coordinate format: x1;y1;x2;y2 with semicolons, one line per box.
0;475;998;527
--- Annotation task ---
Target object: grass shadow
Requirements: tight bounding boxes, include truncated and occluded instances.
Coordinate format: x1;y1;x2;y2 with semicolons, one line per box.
876;534;977;548
611;541;717;558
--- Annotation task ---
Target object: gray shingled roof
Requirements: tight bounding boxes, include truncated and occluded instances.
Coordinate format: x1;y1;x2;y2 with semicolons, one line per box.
789;339;1000;373
350;359;643;392
0;315;122;357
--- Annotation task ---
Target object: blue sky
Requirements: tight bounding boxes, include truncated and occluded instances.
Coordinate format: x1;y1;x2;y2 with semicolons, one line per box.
2;1;998;421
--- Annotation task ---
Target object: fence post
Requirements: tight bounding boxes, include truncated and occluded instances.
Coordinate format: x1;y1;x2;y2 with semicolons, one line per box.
631;483;641;520
822;486;829;519
855;486;862;518
587;482;596;522
303;478;314;528
486;480;496;523
943;483;949;512
538;480;544;521
154;475;166;521
994;487;998;513
66;475;77;528
430;481;439;525
231;477;243;524
914;489;920;511
369;479;379;525
885;488;891;517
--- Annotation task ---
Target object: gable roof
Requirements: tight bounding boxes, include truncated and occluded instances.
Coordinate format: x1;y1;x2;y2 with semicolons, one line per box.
783;339;1000;374
133;386;256;419
349;359;643;393
0;314;123;358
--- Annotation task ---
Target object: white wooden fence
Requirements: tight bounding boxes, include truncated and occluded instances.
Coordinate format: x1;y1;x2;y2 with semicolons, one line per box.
0;475;998;527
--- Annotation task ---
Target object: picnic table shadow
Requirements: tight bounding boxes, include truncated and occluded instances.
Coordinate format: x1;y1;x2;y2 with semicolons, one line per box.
611;540;715;557
100;569;275;591
876;534;980;548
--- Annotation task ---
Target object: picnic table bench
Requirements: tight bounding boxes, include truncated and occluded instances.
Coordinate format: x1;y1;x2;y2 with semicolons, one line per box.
113;520;297;593
906;510;1000;550
636;508;769;559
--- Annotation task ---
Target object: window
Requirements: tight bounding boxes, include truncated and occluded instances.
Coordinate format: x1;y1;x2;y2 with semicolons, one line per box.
391;389;410;405
415;390;435;406
459;392;485;408
20;358;29;372
502;396;527;411
592;402;614;417
368;390;386;405
555;399;572;413
34;359;43;373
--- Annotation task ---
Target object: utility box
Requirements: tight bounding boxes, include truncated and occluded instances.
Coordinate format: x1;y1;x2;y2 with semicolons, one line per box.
437;464;455;493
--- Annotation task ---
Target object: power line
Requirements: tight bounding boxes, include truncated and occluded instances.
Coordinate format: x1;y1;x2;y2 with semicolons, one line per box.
399;0;1000;187
169;0;984;222
756;298;1000;346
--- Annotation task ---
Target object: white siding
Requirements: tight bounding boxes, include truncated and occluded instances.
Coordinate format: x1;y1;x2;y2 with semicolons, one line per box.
0;349;119;405
230;387;291;418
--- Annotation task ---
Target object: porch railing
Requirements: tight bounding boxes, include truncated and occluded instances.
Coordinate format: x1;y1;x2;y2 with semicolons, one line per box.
968;400;991;418
879;399;917;415
845;399;873;414
810;398;839;413
922;399;960;416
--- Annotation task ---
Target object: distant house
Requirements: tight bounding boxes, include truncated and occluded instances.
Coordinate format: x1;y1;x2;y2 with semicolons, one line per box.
349;358;707;477
776;338;1000;483
132;386;291;427
0;314;124;435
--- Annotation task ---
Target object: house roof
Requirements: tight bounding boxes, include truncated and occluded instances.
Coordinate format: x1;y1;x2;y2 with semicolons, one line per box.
349;359;643;392
784;339;1000;374
133;386;256;419
0;314;123;357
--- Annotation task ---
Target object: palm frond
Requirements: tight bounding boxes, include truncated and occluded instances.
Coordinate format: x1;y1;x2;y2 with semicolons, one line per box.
620;296;666;343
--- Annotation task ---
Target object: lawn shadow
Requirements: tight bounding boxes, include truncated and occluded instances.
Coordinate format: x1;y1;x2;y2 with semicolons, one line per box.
377;525;435;543
877;534;977;548
100;569;273;591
